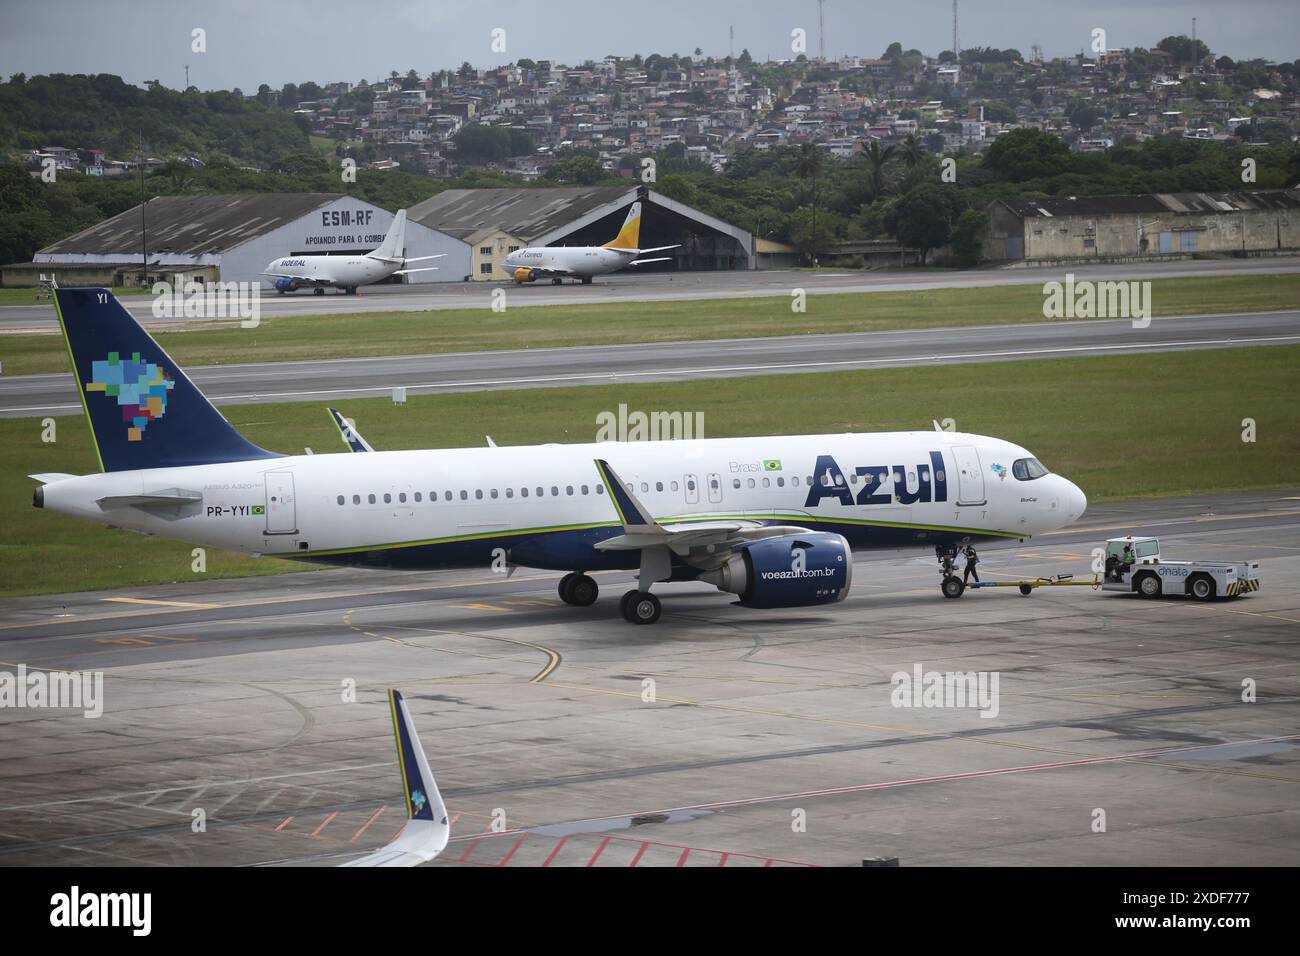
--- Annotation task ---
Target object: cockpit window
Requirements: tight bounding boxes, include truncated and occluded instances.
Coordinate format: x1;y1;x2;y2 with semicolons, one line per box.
1012;457;1050;480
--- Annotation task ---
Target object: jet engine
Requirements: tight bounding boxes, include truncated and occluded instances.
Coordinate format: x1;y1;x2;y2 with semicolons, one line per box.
274;276;299;293
512;268;538;284
699;532;852;608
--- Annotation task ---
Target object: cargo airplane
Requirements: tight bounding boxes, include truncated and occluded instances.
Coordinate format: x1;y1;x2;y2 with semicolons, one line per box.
262;210;443;295
33;289;1087;625
501;201;679;285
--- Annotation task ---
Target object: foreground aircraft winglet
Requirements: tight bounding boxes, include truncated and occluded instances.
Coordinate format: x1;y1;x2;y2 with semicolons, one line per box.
340;689;450;867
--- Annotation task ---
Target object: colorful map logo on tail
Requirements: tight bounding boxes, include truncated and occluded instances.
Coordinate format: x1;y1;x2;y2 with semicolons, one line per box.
86;352;175;441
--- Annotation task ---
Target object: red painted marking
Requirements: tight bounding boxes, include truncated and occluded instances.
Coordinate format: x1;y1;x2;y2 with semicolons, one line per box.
763;859;774;868
541;837;568;867
274;816;294;832
350;805;388;844
586;835;612;867
309;812;338;838
456;838;482;864
718;852;731;867
675;848;691;867
623;734;1300;819
497;834;527;867
448;811;464;826
628;841;650;867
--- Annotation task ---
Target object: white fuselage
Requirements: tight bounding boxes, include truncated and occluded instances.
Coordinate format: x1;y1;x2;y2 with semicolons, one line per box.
502;246;638;279
40;432;1086;571
265;255;398;289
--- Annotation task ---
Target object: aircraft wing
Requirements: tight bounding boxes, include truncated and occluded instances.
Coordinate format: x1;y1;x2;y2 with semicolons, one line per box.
392;266;440;275
327;408;374;453
591;459;811;562
635;244;681;254
261;272;333;286
629;257;674;266
340;689;450;868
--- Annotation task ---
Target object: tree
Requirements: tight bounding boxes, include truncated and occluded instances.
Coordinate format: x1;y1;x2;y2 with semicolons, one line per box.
794;142;825;264
949;208;989;267
887;184;963;264
544;155;606;185
862;139;898;200
1157;35;1210;67
982;127;1071;181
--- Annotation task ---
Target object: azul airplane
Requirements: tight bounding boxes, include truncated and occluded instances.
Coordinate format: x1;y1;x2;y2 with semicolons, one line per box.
33;289;1087;625
262;209;443;295
501;201;679;285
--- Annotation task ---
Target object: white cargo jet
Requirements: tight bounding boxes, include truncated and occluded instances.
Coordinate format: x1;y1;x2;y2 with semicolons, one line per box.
262;210;443;295
501;201;679;285
34;289;1087;625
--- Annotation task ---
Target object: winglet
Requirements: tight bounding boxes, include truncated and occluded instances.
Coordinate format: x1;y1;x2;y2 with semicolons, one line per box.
327;408;374;453
594;458;661;533
340;689;450;867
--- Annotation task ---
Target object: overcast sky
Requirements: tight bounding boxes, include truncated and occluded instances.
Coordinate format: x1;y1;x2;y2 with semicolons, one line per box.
2;0;1295;92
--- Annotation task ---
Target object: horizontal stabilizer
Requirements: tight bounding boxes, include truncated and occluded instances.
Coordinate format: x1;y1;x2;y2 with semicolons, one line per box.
97;488;204;509
327;408;374;453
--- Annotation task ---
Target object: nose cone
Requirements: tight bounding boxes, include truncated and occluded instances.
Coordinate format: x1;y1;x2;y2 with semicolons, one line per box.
1061;478;1087;523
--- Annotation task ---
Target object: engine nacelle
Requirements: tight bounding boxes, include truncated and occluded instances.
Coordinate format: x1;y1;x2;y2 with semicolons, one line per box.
513;267;537;283
699;532;852;608
274;276;299;292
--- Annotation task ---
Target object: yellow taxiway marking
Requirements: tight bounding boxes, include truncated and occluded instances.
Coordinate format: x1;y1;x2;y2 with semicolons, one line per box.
102;597;223;609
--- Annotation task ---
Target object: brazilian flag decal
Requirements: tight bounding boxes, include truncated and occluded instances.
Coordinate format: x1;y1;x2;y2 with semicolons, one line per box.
251;505;266;515
763;459;783;472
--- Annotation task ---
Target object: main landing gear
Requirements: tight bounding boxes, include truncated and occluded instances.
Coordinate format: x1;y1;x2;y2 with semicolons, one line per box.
557;572;663;624
558;571;599;607
619;589;661;625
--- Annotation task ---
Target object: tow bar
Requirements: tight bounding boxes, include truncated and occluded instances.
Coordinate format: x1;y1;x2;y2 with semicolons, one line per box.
941;573;1102;599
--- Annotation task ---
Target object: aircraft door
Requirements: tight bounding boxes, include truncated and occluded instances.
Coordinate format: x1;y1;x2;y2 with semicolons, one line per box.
684;474;700;505
952;445;987;506
706;473;723;504
264;472;298;534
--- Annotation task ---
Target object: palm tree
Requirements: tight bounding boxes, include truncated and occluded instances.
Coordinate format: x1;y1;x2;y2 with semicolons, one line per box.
899;133;924;169
863;139;898;201
794;142;825;266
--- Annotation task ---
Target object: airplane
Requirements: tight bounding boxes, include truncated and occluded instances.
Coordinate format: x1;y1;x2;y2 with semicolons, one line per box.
32;289;1087;625
340;689;450;867
501;201;680;285
262;209;443;296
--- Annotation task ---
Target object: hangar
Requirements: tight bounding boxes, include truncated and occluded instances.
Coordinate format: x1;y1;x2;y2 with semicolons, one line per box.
984;189;1300;263
408;185;754;280
29;193;471;287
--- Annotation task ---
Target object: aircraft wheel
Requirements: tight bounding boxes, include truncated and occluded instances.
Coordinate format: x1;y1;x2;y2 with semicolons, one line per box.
568;574;599;607
1019;584;1034;596
558;572;578;605
313;287;325;296
581;276;592;285
941;575;965;599
621;589;661;624
551;278;562;285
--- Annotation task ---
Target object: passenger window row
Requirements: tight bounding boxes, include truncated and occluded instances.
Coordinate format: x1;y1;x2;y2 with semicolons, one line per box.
336;484;607;506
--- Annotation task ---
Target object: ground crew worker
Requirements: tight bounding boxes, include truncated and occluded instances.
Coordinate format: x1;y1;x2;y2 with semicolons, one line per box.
963;546;980;584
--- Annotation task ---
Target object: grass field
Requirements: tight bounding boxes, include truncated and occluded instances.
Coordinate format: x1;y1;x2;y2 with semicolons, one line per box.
0;286;147;307
2;273;1297;376
3;344;1296;599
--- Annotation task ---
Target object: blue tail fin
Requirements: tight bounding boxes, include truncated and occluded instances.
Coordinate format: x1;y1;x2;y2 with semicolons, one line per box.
53;288;279;472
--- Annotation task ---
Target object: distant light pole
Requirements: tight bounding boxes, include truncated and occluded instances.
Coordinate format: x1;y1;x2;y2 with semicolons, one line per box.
139;139;148;287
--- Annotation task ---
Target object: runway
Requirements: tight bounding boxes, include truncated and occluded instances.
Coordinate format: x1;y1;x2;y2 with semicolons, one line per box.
1;488;1296;866
3;255;1298;331
4;309;1298;418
